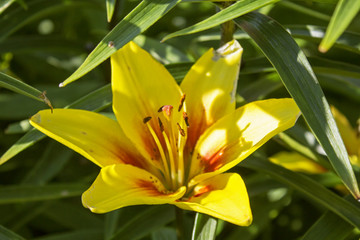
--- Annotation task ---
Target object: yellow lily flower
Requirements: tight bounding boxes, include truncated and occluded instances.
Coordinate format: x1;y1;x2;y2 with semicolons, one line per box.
270;105;359;173
29;40;300;226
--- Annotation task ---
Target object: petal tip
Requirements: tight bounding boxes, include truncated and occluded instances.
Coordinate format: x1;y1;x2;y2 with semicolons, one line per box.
213;40;243;61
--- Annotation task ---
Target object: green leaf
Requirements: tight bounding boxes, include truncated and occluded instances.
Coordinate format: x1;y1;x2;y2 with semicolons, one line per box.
0;72;46;102
106;0;116;22
191;213;217;240
109;205;175;240
0;0;100;42
319;0;360;52
234;12;360;198
301;210;354;240
162;0;279;42
242;155;360;229
0;84;112;165
0;183;87;204
0;225;25;240
61;0;180;87
32;229;103;240
288;25;360;54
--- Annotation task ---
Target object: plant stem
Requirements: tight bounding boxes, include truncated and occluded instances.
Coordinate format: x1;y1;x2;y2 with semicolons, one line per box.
175;207;185;240
220;1;235;46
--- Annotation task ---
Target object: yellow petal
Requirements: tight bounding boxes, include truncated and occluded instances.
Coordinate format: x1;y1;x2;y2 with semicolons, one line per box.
269;151;327;174
30;109;144;168
331;106;358;156
82;164;186;213
174;173;252;226
111;41;185;161
189;98;300;185
180;40;242;149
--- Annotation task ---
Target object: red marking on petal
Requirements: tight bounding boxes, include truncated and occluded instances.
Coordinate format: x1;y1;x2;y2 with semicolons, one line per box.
200;148;225;172
194;185;212;198
136;180;162;197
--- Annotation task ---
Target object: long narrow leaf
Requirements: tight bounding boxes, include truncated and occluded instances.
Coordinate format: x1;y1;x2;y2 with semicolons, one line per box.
235;12;360;198
319;0;360;52
0;184;87;204
0;72;45;102
242;156;360;228
162;0;279;42
191;213;217;240
301;210;354;240
61;0;180;87
0;84;112;165
0;225;25;240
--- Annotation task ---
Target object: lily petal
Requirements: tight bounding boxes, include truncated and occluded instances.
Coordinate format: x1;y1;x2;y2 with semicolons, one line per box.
111;41;184;161
180;40;242;149
30;109;143;168
174;173;252;226
82;164;186;213
269;151;327;174
189;98;300;185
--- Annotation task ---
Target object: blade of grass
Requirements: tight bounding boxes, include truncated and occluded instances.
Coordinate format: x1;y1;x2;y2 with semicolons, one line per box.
235;12;360;198
319;0;360;52
61;0;180;87
162;0;279;42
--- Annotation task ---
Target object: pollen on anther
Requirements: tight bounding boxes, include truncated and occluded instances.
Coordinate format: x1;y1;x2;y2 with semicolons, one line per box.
143;116;152;124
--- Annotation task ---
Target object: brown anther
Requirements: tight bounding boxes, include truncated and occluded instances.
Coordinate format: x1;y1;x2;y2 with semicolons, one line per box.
183;112;189;127
158;105;164;113
143;116;152;124
178;94;186;112
177;123;185;137
158;117;164;132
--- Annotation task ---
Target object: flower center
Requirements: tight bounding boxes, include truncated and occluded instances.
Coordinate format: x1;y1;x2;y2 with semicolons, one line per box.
143;94;188;191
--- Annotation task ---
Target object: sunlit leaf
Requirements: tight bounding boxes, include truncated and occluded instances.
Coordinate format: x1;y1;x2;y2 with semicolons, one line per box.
235;12;360;199
319;0;360;52
191;213;217;240
61;0;180;87
162;0;279;41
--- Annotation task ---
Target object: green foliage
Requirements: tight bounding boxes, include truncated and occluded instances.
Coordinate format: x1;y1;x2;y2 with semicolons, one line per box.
1;0;360;239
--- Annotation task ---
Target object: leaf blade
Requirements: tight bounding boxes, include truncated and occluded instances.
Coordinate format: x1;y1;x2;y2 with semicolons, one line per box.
234;12;360;198
61;0;180;87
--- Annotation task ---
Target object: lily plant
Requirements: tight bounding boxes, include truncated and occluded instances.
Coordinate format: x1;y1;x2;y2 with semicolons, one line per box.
270;105;359;174
30;40;300;226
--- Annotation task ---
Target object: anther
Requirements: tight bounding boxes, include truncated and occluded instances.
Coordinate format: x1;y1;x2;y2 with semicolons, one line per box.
177;123;185;137
158;117;164;132
178;94;186;112
183;112;189;127
143;116;152;124
161;105;173;117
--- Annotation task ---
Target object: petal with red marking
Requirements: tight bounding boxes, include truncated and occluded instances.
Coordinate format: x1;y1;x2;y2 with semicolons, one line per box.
82;164;186;213
174;173;252;226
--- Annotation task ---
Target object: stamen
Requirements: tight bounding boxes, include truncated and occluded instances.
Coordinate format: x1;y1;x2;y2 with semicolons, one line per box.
158;117;164;132
143;116;152;123
178;94;186;112
158;106;164;113
144;120;171;186
183;112;189;127
162;131;177;187
177;123;185;137
162;105;173;117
